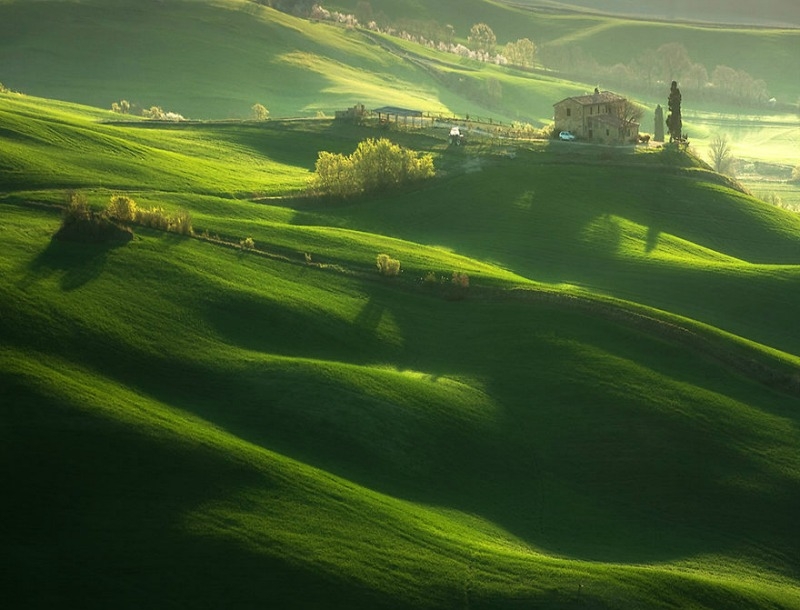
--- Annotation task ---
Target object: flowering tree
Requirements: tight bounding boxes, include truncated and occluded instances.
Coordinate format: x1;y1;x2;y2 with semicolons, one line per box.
468;23;496;54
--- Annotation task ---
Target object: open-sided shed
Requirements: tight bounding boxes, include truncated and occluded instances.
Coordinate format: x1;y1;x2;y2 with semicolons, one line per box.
373;106;423;127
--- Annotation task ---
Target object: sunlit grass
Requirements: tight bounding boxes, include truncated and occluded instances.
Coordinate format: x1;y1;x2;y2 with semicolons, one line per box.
4;88;800;608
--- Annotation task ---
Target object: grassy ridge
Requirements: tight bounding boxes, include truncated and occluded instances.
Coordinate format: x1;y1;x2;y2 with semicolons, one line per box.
3;93;800;608
3;204;800;608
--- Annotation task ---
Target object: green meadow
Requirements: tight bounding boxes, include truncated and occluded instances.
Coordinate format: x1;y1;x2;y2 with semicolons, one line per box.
3;87;800;608
2;1;800;608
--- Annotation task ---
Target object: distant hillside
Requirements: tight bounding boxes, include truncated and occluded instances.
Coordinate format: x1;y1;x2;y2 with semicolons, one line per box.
517;0;800;27
1;0;798;122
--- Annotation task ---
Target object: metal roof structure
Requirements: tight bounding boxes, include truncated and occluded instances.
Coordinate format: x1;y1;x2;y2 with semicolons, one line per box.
373;106;423;117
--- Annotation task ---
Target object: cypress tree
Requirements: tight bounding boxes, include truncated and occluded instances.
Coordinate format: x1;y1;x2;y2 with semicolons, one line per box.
654;104;665;142
666;81;682;143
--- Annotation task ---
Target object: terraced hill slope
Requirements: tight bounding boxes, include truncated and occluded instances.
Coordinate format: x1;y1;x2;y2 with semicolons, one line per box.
2;92;800;608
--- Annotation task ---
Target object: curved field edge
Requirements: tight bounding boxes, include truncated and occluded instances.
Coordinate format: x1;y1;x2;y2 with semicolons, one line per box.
3;347;800;610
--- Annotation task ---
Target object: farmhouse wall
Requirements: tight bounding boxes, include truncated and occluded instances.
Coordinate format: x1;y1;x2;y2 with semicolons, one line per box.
553;91;638;144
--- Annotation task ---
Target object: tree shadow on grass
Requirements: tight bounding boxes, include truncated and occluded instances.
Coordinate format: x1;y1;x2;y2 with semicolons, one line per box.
25;237;126;291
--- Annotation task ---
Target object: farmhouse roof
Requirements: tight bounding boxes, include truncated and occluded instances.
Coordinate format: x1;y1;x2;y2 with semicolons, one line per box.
554;91;626;107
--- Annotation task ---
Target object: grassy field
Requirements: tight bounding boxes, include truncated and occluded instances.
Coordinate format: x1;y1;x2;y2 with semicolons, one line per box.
3;90;800;608
0;0;463;119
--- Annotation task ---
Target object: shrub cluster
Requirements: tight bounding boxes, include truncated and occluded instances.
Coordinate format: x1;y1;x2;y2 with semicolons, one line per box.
55;191;133;243
452;272;470;289
104;194;193;236
376;253;401;277
310;138;434;198
111;100;131;114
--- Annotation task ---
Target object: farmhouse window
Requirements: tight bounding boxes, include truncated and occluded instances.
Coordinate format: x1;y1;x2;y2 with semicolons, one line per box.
566;108;571;117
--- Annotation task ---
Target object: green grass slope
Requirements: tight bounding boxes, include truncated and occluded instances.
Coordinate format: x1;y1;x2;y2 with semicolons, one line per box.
0;0;461;118
3;95;800;608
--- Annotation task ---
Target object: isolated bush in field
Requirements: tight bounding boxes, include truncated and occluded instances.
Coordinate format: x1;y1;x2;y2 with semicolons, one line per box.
452;272;470;289
105;195;138;223
111;100;131;114
251;103;269;121
376;253;401;277
310;138;434;198
240;236;255;251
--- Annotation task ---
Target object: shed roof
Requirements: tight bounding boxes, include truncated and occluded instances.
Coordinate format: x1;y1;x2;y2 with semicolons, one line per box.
373;106;423;117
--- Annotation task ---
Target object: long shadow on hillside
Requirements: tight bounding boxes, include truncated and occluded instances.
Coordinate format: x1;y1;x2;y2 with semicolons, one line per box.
9;257;799;570
302;157;800;355
24;237;123;291
0;375;410;610
192;279;800;567
375;294;800;567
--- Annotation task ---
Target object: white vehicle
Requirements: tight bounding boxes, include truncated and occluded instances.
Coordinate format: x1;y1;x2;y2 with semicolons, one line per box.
449;126;465;145
559;130;576;141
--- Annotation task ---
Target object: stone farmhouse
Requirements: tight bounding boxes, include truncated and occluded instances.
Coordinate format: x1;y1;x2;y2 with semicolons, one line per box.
553;89;639;144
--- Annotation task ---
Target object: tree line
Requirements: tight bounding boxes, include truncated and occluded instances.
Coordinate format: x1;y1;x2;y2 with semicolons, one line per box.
293;2;774;110
541;42;771;108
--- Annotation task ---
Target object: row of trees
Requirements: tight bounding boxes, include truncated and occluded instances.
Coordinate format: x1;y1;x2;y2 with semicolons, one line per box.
110;99;185;120
272;2;779;110
308;5;537;69
543;42;771;107
310;138;434;198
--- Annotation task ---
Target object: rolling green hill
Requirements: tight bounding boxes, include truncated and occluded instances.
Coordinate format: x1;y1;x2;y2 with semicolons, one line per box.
0;0;592;122
514;0;800;28
2;0;799;119
3;90;800;609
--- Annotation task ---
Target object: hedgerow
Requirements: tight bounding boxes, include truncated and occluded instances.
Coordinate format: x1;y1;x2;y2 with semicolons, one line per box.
104;194;193;236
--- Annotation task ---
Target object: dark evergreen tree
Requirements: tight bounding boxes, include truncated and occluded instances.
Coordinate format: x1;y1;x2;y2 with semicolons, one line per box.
666;81;682;142
654;104;665;142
